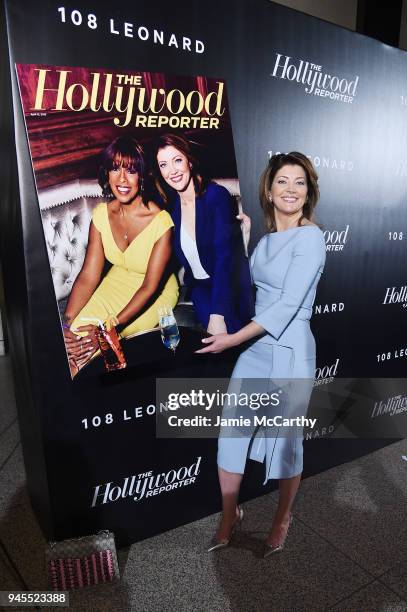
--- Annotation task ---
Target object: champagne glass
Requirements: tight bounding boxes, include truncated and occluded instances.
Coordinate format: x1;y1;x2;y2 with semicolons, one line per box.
158;306;180;354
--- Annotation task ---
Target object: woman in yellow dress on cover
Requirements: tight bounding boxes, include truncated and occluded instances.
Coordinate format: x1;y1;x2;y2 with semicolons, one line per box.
62;136;178;374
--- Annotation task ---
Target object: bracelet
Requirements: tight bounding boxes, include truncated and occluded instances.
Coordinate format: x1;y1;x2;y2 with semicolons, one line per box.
62;322;70;330
105;315;120;331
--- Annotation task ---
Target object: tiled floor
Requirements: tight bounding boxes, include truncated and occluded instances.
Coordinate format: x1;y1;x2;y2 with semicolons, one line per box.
0;353;406;611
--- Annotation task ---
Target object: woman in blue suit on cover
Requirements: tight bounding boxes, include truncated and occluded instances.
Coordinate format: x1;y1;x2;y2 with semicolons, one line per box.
151;133;253;335
198;152;326;557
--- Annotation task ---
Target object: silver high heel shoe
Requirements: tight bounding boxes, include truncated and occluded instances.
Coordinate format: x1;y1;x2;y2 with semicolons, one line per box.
263;514;293;558
207;506;244;552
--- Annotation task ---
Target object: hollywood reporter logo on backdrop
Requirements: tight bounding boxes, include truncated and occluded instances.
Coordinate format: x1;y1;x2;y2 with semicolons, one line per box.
91;456;202;507
372;394;407;419
271;53;359;104
383;285;407;308
323;225;349;252
314;358;340;387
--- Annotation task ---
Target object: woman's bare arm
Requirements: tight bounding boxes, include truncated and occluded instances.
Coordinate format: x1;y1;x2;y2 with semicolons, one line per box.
64;222;105;325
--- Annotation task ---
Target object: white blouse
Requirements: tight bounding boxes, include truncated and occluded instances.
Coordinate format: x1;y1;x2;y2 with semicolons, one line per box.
180;224;210;280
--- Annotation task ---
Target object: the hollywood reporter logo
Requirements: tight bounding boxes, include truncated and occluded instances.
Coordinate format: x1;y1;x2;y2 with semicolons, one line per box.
271;54;359;103
372;394;407;418
314;358;339;386
91;456;201;507
383;285;407;308
324;226;349;252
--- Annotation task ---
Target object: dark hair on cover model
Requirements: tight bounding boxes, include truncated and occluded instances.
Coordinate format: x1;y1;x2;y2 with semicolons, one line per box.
98;136;149;205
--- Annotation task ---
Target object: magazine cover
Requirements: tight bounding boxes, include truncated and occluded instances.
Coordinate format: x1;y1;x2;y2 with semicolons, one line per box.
15;64;253;378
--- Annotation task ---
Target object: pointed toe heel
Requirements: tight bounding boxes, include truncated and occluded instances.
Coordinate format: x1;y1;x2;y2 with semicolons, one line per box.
263;542;284;558
263;513;293;559
207;506;244;552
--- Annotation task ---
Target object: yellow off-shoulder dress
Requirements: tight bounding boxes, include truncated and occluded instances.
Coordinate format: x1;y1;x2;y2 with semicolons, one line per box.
71;203;179;337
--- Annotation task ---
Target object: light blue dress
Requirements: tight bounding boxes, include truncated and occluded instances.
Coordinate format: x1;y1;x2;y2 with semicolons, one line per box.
217;225;326;482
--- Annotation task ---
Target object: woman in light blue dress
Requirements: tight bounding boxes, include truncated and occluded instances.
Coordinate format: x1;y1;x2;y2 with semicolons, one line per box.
197;152;326;556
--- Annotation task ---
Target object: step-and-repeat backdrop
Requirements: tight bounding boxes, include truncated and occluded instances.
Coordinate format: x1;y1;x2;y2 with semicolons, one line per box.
1;0;406;544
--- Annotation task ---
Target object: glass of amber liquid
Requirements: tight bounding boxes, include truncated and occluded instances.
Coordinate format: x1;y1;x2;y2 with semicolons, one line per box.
97;324;127;372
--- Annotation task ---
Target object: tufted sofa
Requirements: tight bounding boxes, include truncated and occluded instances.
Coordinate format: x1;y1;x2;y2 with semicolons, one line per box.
38;178;242;325
39;179;105;305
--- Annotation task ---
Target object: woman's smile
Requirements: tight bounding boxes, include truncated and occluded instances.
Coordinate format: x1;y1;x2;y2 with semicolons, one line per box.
169;173;184;185
116;185;132;194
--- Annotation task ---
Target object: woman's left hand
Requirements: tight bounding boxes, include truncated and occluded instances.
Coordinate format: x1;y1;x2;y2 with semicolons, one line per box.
195;333;236;354
74;323;100;354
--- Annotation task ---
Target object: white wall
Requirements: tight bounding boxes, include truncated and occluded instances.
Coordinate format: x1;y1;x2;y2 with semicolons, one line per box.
270;0;357;31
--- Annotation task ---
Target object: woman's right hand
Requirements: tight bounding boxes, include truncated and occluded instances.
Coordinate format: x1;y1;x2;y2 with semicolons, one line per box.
195;333;238;354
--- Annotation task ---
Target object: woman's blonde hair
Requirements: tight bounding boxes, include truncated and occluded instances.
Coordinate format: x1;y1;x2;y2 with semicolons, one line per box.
259;152;320;232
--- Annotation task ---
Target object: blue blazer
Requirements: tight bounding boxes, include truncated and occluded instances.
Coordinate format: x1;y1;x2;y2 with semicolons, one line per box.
169;182;254;330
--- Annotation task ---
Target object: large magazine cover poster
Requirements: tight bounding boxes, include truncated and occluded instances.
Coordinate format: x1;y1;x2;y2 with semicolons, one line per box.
15;64;252;378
